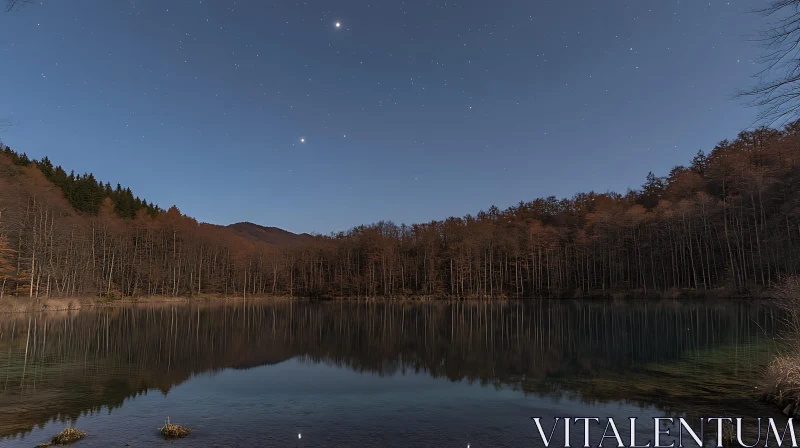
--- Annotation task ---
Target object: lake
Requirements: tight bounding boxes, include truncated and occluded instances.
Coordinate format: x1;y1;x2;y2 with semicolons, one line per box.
0;299;787;447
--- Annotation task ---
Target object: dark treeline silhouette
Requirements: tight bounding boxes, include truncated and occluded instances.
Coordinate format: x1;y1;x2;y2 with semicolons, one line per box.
0;300;781;438
2;147;161;219
2;122;800;299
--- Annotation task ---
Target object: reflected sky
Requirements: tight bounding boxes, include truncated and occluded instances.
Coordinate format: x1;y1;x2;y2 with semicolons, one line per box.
2;358;684;447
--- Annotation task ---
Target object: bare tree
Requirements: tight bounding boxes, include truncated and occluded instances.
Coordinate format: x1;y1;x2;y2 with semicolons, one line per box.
5;0;35;12
740;1;800;125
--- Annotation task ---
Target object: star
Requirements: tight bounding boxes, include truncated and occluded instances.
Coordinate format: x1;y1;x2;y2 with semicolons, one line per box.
335;22;341;28
300;138;305;143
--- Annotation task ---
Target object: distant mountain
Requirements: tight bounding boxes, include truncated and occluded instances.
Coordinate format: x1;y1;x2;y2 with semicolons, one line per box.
225;222;314;247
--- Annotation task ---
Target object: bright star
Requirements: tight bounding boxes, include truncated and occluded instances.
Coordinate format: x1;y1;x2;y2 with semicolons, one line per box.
335;22;341;28
300;138;305;143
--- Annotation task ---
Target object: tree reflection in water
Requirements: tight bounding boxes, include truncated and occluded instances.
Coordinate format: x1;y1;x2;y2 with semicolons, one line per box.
0;299;784;439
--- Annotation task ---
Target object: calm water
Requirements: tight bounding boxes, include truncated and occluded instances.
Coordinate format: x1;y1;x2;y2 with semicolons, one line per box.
0;299;787;447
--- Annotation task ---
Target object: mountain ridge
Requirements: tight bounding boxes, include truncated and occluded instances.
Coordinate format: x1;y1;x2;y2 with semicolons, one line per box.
223;221;314;247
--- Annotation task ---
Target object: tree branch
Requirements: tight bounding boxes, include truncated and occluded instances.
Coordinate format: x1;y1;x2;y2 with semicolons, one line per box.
739;0;800;125
5;0;36;12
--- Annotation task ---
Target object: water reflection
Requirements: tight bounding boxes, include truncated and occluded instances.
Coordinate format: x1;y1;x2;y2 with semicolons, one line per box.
0;299;784;442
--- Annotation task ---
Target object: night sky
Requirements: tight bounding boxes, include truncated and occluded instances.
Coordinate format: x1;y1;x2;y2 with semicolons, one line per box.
0;1;771;234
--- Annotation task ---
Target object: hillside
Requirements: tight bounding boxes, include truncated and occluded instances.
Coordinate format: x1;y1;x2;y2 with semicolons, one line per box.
225;222;313;247
0;146;310;249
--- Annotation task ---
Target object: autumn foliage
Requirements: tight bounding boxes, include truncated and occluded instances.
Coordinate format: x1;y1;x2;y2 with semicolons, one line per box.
1;123;800;299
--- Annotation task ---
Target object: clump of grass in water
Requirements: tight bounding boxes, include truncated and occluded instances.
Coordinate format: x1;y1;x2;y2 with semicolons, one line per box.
159;416;191;439
35;427;88;447
765;355;800;395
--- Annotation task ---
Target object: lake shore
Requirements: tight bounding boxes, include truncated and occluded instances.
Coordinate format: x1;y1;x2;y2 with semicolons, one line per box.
0;287;780;314
0;294;293;314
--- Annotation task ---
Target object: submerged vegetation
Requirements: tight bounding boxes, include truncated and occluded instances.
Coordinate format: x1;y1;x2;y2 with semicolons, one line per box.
553;340;777;416
2;123;800;300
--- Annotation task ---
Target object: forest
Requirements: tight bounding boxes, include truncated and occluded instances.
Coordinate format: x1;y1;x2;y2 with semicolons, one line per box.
1;121;800;300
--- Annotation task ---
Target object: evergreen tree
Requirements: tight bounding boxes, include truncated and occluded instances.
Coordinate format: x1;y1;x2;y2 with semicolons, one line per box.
690;150;708;177
638;172;666;209
0;147;161;219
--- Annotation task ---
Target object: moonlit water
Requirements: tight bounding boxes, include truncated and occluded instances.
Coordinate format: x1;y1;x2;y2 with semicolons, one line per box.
0;300;786;447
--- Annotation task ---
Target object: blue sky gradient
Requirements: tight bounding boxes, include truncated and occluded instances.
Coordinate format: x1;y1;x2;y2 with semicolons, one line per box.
0;0;771;234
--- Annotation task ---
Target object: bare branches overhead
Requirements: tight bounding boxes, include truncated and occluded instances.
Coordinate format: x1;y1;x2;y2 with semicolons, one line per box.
5;0;35;12
740;0;800;125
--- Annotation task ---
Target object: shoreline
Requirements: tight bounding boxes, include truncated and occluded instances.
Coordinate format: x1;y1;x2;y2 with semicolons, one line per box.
0;289;779;314
0;295;308;314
